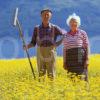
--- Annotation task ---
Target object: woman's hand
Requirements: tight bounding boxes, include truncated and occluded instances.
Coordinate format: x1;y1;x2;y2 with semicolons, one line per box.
63;62;67;70
84;60;89;69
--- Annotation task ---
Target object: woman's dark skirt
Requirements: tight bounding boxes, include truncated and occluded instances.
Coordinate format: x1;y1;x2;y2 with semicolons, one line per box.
66;47;87;77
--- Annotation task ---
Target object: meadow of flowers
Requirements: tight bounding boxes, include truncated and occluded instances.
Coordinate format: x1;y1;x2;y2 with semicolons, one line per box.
0;55;100;100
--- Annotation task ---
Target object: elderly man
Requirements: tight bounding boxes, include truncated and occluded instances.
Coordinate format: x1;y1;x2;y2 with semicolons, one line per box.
63;13;90;81
24;8;64;80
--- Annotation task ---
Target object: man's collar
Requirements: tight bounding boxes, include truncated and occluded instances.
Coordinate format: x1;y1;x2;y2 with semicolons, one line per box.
41;23;52;28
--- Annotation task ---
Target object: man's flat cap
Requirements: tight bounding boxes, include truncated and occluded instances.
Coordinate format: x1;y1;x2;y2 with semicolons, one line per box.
41;8;52;14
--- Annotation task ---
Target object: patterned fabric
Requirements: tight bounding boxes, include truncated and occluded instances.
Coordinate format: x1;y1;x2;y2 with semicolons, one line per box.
30;23;63;78
63;29;89;64
65;47;88;81
66;47;86;73
30;23;63;47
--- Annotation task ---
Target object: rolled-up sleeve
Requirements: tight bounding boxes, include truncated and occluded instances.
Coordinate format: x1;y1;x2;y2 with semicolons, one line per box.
54;26;66;46
55;26;62;35
55;25;66;35
30;27;37;47
54;26;67;61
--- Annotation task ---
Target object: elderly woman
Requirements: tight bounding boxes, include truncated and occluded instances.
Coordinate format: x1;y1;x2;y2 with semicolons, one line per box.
63;13;90;81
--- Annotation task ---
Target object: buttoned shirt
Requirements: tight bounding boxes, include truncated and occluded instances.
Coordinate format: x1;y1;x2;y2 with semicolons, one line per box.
30;23;64;47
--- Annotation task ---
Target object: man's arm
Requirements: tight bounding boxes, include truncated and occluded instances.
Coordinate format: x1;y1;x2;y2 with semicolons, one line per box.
54;26;66;47
23;27;37;50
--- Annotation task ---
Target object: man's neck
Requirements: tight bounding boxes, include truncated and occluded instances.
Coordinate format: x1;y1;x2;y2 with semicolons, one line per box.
42;22;49;28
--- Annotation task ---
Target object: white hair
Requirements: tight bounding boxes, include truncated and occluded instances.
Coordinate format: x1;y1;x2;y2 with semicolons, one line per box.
66;13;81;27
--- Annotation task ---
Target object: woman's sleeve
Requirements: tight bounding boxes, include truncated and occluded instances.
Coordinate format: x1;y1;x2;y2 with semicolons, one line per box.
82;31;90;60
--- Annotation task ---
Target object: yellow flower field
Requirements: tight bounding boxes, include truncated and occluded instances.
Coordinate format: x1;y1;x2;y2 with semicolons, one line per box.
0;55;100;100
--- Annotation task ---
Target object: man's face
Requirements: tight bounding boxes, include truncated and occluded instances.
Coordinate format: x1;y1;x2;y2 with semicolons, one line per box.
41;11;52;23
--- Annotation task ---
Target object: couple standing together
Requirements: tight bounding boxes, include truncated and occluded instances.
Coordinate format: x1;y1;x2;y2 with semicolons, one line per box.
24;8;90;81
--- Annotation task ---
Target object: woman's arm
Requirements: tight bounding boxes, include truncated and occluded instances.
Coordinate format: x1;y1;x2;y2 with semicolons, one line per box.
63;47;67;70
82;31;90;68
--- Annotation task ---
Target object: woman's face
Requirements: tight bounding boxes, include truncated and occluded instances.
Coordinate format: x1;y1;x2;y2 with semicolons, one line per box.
69;19;78;30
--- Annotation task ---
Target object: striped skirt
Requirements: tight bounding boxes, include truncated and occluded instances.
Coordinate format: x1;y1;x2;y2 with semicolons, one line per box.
66;47;87;74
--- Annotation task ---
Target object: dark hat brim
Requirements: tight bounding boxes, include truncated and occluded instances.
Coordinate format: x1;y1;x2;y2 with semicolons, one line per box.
41;9;52;14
